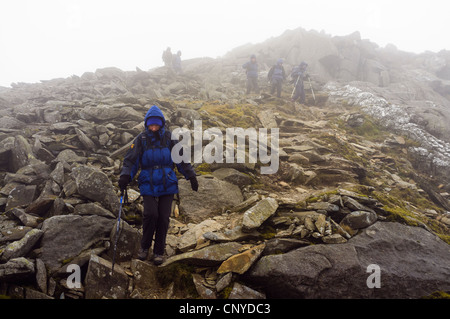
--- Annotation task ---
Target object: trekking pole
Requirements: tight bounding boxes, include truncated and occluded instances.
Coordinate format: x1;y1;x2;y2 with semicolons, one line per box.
308;76;316;105
111;188;126;274
291;75;301;99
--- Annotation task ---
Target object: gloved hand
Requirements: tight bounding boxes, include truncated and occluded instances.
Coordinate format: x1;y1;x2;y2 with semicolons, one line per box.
189;176;199;192
119;175;131;192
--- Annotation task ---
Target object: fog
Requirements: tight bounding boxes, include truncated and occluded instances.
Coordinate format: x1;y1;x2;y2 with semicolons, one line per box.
0;0;448;87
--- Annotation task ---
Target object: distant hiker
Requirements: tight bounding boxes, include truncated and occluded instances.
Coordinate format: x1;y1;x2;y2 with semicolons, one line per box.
172;50;182;74
119;105;198;265
162;47;172;67
242;54;260;94
291;61;308;104
268;58;286;98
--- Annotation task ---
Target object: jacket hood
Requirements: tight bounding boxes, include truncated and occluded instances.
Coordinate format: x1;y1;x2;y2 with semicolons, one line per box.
144;105;166;128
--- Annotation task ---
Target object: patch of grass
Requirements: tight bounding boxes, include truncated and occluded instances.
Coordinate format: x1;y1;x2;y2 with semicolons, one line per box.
337;115;387;142
372;190;450;244
155;263;199;297
199;102;259;128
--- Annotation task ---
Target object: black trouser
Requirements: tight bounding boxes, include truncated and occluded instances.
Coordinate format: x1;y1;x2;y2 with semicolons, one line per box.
246;77;259;94
141;194;174;255
292;82;305;104
271;78;283;97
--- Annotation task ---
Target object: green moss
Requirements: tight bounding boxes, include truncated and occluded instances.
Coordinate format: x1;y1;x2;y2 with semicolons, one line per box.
219;286;234;299
155;263;198;297
422;291;450;299
194;162;212;175
199;102;259;128
258;225;276;240
372;190;450;244
337;115;387;142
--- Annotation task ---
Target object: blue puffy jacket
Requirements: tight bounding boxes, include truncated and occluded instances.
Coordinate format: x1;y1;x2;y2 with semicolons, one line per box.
121;105;196;197
242;55;258;78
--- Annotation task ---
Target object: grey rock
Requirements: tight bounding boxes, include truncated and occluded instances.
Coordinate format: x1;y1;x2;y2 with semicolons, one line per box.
0;225;32;243
242;197;279;232
178;176;243;223
216;272;233;292
71;165;119;214
0;257;35;281
340;210;378;229
55;149;87;164
212;167;253;187
35;258;48;294
228;282;266;299
6;208;40;228
11;135;35;172
248;222;450;298
107;220;142;262
177;219;224;252
40;215;115;272
322;234;348;244
192;273;217;299
263;238;310;256
0;229;44;262
203;225;261;243
84;254;129;299
161;242;243;267
342;196;375;213
5;185;37;211
75;128;96;151
74;202;116;219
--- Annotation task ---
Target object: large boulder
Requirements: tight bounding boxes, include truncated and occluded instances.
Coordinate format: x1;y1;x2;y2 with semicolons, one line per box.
247;222;450;298
178;176;244;223
71;165;120;214
84;254;129;299
39;215;115;273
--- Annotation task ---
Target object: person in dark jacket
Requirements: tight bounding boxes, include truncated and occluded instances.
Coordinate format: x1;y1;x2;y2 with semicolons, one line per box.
268;58;286;98
291;61;308;104
118;105;198;265
162;47;172;67
242;54;259;94
172;50;182;74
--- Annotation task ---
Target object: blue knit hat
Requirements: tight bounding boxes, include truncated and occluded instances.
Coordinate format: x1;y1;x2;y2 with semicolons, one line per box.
146;116;163;127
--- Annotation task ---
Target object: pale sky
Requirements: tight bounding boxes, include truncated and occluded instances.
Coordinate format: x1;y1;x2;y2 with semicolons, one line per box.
0;0;448;87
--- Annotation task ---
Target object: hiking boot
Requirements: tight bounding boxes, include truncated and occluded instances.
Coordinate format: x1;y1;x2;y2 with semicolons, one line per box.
153;254;164;266
137;248;149;261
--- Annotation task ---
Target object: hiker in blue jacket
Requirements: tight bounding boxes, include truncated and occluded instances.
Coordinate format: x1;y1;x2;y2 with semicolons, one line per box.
268;58;286;98
291;61;308;104
118;105;198;265
242;54;260;94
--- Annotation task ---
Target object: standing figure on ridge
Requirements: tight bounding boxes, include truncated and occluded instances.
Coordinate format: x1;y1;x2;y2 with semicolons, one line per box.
242;54;260;94
172;50;183;74
291;61;309;104
268;58;286;98
162;47;172;67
